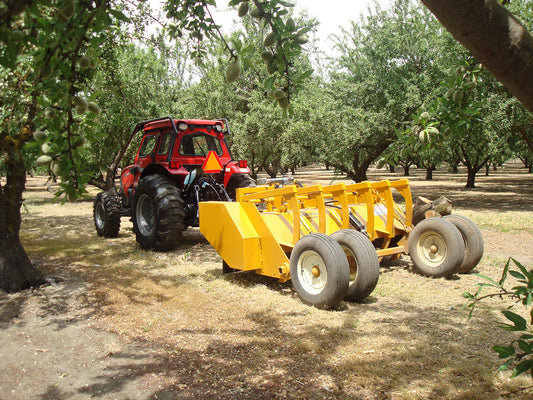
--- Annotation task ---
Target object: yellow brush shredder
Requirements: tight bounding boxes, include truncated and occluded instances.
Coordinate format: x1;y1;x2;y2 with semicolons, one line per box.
93;117;483;310
200;179;483;309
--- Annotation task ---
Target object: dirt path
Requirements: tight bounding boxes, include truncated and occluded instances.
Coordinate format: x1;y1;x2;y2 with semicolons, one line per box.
0;277;163;400
2;164;533;399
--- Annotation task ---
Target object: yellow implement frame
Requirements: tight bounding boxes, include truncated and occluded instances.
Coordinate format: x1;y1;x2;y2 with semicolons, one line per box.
199;179;413;283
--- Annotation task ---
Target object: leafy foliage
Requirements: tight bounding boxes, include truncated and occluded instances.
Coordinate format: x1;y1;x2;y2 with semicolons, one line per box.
464;258;533;379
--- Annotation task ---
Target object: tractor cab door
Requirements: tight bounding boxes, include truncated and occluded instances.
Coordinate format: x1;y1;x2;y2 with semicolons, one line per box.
121;132;160;198
135;132;159;169
154;130;173;164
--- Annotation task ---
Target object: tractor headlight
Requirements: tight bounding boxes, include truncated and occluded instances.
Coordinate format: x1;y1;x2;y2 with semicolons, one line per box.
177;122;188;131
214;124;223;133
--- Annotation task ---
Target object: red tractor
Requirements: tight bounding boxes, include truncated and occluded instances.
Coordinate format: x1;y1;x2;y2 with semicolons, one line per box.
93;117;254;250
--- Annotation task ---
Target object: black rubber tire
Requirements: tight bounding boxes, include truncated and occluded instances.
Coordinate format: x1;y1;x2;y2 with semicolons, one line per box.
290;233;349;309
408;217;465;278
226;173;256;200
444;215;484;273
330;229;380;302
131;175;186;250
93;191;121;238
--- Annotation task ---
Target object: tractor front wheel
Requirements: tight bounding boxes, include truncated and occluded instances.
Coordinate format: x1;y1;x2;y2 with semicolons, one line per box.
93;191;121;238
408;217;465;278
132;175;186;250
290;233;349;309
444;215;484;273
330;229;380;302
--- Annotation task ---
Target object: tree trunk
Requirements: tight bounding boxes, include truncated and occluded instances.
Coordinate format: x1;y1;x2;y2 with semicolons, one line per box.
412;196;453;225
420;0;533;114
0;238;44;292
351;168;368;183
425;167;434;180
389;164;395;173
0;152;44;292
466;167;477;188
485;163;490;176
402;163;410;176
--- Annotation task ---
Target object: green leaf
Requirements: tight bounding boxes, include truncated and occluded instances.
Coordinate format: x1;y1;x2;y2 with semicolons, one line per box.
501;310;528;331
297;69;313;82
264;75;276;89
499;258;511;285
511;360;533;377
518;339;533;353
473;273;498;285
108;9;131;23
493;344;515;359
509;270;526;281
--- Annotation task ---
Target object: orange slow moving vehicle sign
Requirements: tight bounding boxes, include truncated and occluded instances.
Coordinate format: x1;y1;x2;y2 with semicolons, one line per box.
202;150;223;173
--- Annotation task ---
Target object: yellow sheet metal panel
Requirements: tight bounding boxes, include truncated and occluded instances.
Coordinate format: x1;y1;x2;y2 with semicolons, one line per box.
199;202;261;271
240;204;291;280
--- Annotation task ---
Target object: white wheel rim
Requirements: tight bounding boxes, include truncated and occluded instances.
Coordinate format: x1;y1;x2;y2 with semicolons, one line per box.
136;194;154;237
297;250;328;294
95;203;105;229
415;231;447;267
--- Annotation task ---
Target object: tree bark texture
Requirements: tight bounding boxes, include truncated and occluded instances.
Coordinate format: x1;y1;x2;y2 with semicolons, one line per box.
412;196;453;225
420;0;533;113
0;137;44;292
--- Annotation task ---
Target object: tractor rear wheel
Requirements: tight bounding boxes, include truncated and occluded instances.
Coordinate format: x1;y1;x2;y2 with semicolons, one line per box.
331;229;380;302
132;175;186;250
444;215;484;273
93;191;121;238
290;233;349;309
408;217;465;278
226;174;256;200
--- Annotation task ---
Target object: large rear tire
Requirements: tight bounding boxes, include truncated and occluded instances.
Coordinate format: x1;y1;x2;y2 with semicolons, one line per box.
132;175;186;250
226;173;256;200
93;191;121;238
444;215;484;273
408;217;465;278
330;229;380;302
290;233;349;309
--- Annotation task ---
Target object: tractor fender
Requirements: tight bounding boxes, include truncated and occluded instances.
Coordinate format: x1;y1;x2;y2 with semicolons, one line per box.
223;161;251;187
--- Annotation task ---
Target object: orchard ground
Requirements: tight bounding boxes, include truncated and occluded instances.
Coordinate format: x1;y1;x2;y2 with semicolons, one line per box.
2;162;533;399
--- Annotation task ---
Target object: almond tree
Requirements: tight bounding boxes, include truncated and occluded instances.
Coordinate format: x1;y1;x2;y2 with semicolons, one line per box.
0;0;128;291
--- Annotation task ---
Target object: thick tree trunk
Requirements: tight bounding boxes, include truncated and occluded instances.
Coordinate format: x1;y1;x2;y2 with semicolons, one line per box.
402;163;410;176
0;238;44;292
0;155;44;292
425;166;434;180
412;196;453;225
466;167;477;188
420;0;533;113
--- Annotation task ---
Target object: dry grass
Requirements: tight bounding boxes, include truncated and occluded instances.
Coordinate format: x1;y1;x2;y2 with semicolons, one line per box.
17;162;533;399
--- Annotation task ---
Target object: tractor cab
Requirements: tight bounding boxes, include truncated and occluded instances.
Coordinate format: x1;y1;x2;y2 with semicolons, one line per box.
118;117;247;203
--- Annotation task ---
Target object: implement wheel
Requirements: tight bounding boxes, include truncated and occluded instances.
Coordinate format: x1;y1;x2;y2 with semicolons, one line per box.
132;175;186;250
408;218;465;278
331;229;379;302
290;233;349;309
93;191;121;238
444;215;484;273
